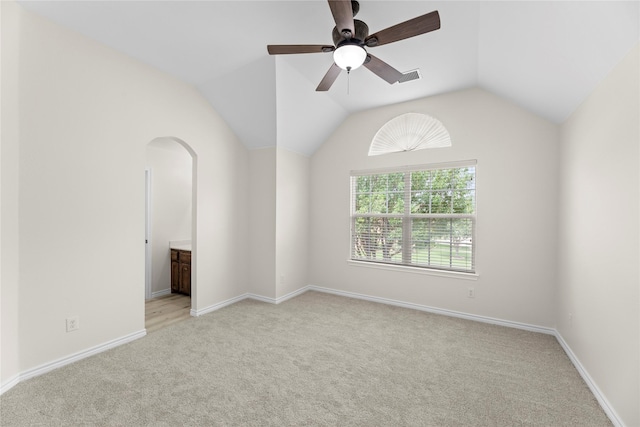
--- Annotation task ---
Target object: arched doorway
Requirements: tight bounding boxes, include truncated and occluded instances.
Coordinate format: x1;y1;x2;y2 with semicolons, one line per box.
144;137;197;332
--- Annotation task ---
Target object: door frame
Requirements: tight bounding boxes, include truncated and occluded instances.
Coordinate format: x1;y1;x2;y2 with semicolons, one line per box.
145;168;152;300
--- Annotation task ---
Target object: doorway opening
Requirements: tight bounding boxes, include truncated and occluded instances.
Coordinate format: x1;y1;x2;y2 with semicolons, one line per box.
144;137;197;332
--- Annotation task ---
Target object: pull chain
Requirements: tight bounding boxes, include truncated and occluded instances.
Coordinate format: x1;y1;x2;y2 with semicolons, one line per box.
346;66;351;95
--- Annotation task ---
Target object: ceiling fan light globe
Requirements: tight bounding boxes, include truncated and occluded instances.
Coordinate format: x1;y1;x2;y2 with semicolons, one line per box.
333;44;367;71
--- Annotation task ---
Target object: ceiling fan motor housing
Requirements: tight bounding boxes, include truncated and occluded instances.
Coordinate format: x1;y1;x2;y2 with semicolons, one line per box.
332;19;369;46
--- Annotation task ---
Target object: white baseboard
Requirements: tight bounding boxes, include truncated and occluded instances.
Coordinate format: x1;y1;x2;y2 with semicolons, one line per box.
1;329;146;396
190;293;248;317
307;285;555;335
554;331;623;427
150;288;171;299
275;286;311;303
0;375;20;395
248;286;311;305
246;293;276;304
191;286;312;317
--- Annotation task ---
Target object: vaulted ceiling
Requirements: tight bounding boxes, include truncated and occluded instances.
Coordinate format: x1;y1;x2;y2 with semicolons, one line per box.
18;1;640;155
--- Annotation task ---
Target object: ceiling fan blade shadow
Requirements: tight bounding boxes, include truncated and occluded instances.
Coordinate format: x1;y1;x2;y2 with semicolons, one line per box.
363;54;403;84
267;45;334;55
316;63;342;91
365;10;440;47
328;0;355;38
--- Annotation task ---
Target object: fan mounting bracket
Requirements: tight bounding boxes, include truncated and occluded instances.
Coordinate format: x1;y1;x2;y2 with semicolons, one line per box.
365;37;378;47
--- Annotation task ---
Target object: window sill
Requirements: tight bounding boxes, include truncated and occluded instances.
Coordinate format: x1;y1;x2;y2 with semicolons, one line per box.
347;260;478;280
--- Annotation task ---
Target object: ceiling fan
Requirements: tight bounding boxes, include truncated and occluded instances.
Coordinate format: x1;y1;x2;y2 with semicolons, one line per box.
267;0;440;91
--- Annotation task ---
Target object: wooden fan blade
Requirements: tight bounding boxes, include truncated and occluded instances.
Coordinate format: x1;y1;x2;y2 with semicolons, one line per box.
363;54;403;84
328;0;355;38
365;10;440;47
267;45;334;55
316;63;342;91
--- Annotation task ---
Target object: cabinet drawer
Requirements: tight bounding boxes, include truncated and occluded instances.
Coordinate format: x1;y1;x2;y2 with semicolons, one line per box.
179;251;191;264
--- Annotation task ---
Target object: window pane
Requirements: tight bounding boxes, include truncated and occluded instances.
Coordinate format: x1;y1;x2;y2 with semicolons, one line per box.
352;216;403;262
371;174;388;192
370;193;387;214
387;173;405;214
411;218;432;265
353;217;375;259
464;167;476;189
388;173;404;192
430;190;452;214
451;239;473;270
410;218;474;271
379;217;403;262
355;193;371;213
410;171;427;213
430;218;451;268
411;171;431;191
452;190;474;214
450;217;473;270
431;169;454;191
356;176;371;192
370;174;388;214
411;191;427;213
388;192;404;213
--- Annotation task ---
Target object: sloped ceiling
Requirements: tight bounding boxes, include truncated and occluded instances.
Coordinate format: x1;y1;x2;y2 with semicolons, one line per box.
17;1;640;155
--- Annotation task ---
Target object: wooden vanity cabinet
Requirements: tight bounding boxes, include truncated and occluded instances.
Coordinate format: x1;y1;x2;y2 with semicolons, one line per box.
170;249;191;296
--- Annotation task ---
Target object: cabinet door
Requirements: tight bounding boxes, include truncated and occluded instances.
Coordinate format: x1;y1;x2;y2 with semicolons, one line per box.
171;261;180;293
179;262;191;296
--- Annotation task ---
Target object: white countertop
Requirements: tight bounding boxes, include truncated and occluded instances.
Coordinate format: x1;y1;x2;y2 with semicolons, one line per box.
171;244;191;251
169;240;192;251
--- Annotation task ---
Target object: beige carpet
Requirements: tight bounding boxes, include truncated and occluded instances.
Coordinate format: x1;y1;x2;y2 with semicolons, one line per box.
1;291;611;426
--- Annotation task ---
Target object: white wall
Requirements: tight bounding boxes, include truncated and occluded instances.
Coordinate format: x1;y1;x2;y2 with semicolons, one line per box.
249;148;277;298
557;44;639;427
310;88;560;328
248;146;309;301
146;139;192;296
276;148;309;298
0;0;21;388
3;2;250;378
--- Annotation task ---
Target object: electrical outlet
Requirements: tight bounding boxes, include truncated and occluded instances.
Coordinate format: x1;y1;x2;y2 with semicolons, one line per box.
467;287;475;298
66;316;80;332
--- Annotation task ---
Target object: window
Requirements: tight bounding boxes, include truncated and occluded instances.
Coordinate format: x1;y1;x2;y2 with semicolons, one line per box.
350;162;476;273
368;113;452;156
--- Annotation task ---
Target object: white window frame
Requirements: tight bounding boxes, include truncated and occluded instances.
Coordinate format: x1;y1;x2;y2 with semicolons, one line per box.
350;160;477;274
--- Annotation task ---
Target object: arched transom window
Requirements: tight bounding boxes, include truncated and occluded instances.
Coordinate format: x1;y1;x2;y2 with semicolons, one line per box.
369;113;451;156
